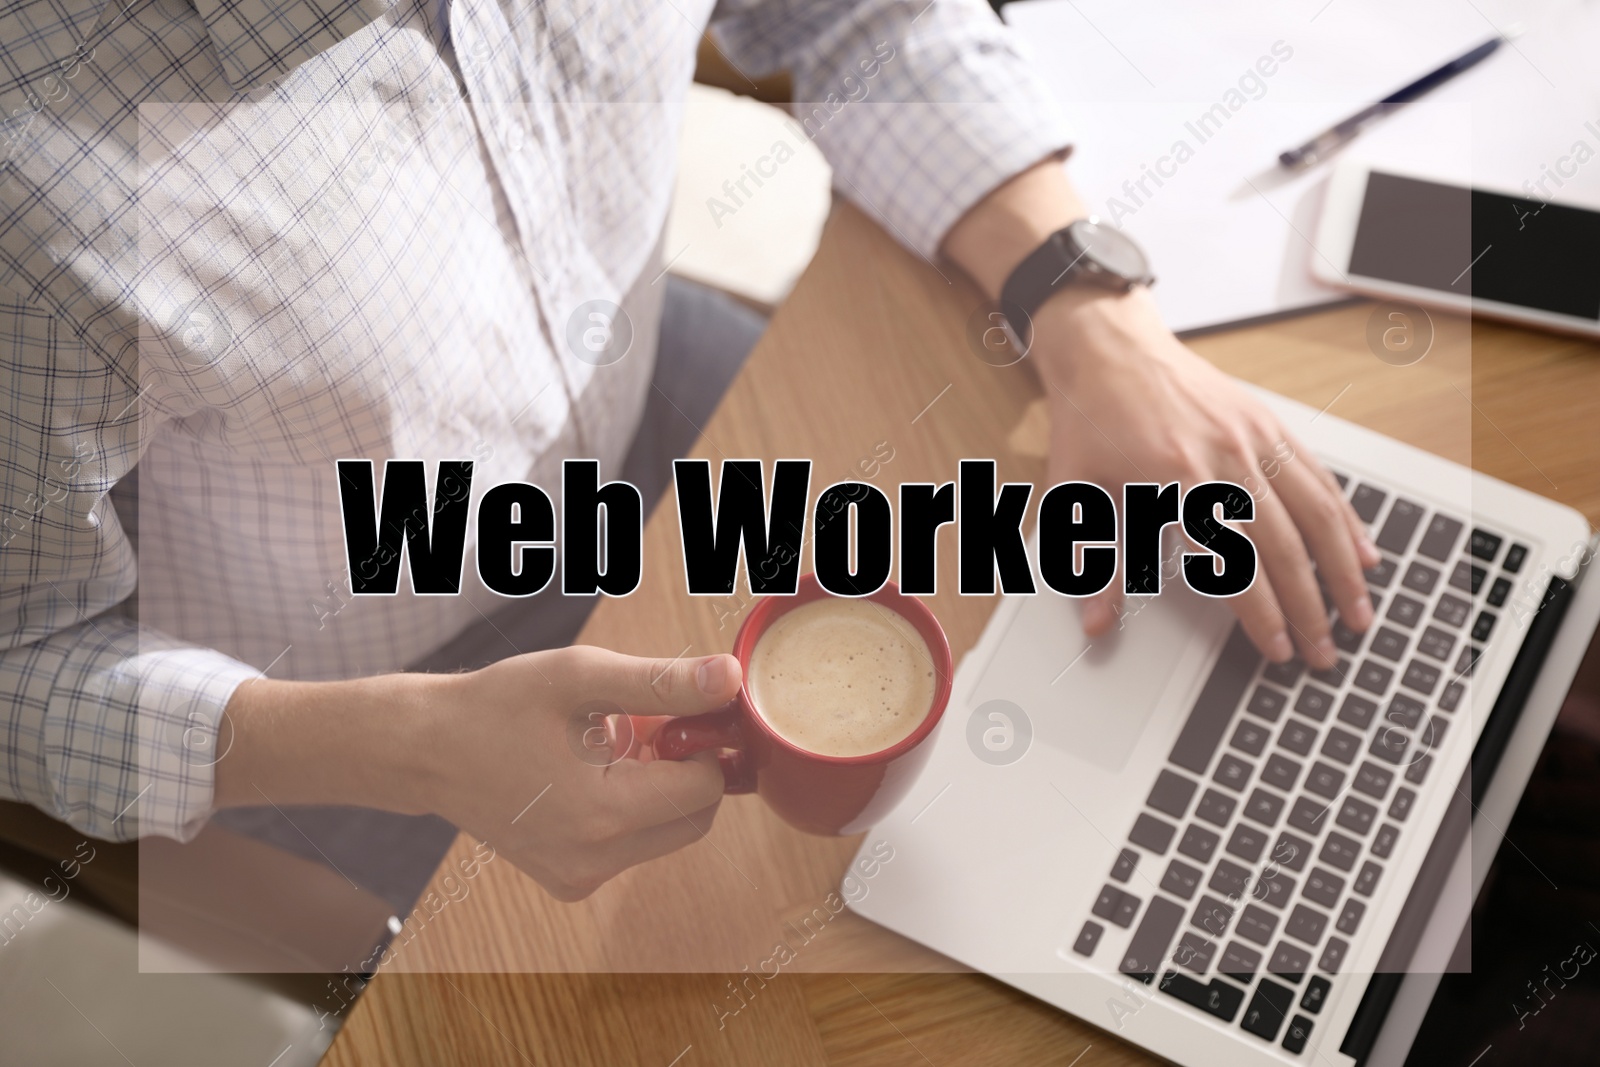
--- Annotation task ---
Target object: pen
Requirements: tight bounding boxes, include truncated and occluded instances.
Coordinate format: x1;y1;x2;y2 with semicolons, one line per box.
1277;32;1510;171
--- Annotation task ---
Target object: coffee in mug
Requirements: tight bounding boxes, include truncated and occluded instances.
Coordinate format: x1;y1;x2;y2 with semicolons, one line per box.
746;598;936;758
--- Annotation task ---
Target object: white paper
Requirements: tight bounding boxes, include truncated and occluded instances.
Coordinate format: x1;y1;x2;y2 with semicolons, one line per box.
1004;0;1600;333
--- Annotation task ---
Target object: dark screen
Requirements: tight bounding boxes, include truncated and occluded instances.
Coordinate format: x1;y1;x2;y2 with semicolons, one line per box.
1349;171;1600;321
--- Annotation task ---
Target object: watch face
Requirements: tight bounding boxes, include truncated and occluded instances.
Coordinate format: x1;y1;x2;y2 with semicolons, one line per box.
1068;218;1149;281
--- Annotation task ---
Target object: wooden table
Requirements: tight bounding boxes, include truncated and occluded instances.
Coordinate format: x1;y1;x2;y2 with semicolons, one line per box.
323;201;1600;1066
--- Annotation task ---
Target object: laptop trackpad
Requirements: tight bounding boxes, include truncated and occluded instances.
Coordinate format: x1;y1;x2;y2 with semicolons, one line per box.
969;585;1233;772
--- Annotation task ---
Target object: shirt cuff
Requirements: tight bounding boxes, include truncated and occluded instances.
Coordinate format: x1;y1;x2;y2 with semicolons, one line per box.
20;617;264;842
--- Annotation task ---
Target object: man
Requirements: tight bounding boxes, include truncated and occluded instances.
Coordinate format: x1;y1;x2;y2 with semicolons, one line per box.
0;0;1376;903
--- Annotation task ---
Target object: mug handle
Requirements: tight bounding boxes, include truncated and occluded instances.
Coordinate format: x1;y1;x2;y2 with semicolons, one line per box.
646;704;756;794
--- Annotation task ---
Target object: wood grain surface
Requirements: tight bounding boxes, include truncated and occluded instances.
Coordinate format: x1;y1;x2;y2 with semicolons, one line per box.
323;200;1600;1067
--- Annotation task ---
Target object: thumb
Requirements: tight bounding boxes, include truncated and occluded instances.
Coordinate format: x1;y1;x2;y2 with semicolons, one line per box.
575;647;743;716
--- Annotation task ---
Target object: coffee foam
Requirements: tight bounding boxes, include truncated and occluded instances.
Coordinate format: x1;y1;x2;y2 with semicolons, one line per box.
747;597;935;758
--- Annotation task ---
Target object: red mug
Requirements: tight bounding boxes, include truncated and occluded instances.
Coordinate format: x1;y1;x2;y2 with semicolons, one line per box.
650;574;953;836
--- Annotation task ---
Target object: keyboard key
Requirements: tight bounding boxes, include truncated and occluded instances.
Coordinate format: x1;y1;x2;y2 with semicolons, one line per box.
1370;627;1408;662
1227;824;1268;864
1073;920;1103;956
1192;895;1234;938
1302;976;1332;1014
1130;812;1178;854
1418;626;1455;662
1308;658;1351;689
1389;788;1416;822
1232;719;1272;758
1405;753;1433;785
1158;969;1243;1021
1222;940;1262;984
1284;1014;1315;1054
1469;528;1502;562
1210;858;1251;900
1331;470;1349;488
1305;762;1345;800
1169;625;1262;774
1439;681;1465;712
1433;593;1471;628
1270;832;1311;874
1353;659;1393;695
1246;685;1289;723
1401;659;1441;696
1121;895;1185;981
1244;787;1286;827
1112;848;1140;882
1094;884;1143;928
1331;618;1364;655
1350;484;1386;523
1365;555;1399;588
1337;796;1378;836
1162;858;1204;900
1302;868;1344;909
1372;824;1400;859
1416;514;1463;562
1456;645;1482;677
1385;692;1425;730
1471;611;1497;642
1179;824;1221;863
1270;940;1312;982
1386;594;1425;628
1369;728;1410;765
1319;937;1349;975
1319;831;1361;872
1288;797;1329;836
1262;753;1302;792
1487;576;1512;607
1241;978;1295;1041
1238;904;1279;945
1196;789;1237;827
1320;727;1361;765
1214;753;1254;792
1376;498;1425;555
1353;762;1394;800
1354;860;1382;897
1279;720;1318;757
1336;899;1365;936
1294;685;1335;722
1504;543;1528;573
1420;715;1448;751
1174;930;1217;974
1337;694;1379;730
1401;560;1440;595
1255;869;1296;910
1287;904;1328;946
1262;657;1306;688
1148;769;1199;818
1449;560;1483;595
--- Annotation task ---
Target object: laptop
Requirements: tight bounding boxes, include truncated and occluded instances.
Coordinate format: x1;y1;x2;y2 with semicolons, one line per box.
846;385;1598;1066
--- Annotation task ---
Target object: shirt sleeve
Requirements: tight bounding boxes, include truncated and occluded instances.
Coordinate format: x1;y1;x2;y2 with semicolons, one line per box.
1;295;261;844
709;0;1074;262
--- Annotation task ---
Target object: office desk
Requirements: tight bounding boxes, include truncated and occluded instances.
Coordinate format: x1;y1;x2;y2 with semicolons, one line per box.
323;201;1600;1066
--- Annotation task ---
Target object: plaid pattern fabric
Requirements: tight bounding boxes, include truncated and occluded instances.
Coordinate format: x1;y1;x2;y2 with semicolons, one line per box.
0;0;1070;842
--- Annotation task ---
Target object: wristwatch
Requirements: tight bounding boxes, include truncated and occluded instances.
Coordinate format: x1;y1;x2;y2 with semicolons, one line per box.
999;217;1155;350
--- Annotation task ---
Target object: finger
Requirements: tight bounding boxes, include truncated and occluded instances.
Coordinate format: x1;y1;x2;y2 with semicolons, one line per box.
1082;569;1125;638
1273;453;1375;634
1288;432;1381;570
1251;488;1339;667
570;647;743;716
601;747;727;831
578;798;725;893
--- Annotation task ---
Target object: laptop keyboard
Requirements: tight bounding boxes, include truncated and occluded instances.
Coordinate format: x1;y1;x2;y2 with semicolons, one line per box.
1071;472;1532;1055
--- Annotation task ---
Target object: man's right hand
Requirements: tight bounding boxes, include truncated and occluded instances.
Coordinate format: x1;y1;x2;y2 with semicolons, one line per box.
216;646;742;901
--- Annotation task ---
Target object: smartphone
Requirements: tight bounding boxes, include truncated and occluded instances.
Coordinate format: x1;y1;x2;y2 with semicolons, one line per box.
1313;159;1600;339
